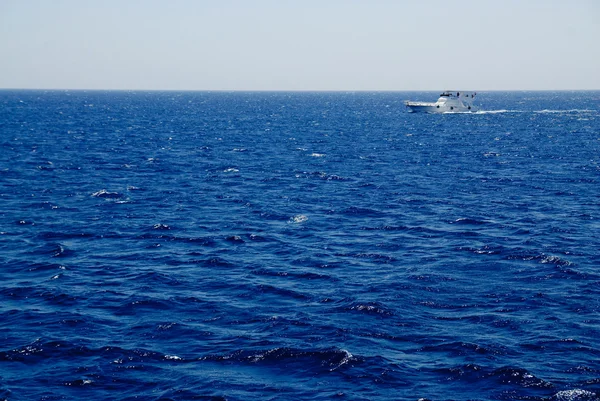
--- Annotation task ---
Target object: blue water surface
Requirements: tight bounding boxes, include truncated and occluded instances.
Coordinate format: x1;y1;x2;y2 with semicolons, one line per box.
1;90;599;401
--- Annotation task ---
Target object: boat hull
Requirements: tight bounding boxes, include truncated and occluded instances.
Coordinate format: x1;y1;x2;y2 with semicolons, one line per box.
405;103;442;113
406;104;476;113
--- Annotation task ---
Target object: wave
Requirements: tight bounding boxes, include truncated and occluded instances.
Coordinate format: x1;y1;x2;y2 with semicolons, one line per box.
296;170;348;181
449;109;597;115
201;347;358;372
535;109;596;114
289;214;308;223
551;389;599;401
136;233;218;247
431;363;557;390
342;301;395;316
91;189;123;199
341;206;387;218
504;251;576;268
450;217;490;225
250;267;334;282
254;283;311;301
24;242;75;258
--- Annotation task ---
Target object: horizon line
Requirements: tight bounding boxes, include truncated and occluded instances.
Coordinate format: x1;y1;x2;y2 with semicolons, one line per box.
2;87;600;93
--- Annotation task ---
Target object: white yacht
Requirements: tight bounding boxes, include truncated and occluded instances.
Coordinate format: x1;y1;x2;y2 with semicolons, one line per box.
405;91;477;113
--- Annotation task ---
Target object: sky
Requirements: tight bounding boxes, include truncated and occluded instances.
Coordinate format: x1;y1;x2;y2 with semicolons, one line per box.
1;0;599;91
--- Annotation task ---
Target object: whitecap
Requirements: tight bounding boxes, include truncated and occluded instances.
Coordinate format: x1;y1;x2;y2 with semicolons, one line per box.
329;349;353;371
91;189;121;198
224;168;239;173
541;255;573;266
153;224;170;230
551;389;597;401
289;214;308;224
309;153;325;157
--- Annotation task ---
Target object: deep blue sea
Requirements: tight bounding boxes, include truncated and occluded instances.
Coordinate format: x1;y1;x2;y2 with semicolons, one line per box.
1;90;599;401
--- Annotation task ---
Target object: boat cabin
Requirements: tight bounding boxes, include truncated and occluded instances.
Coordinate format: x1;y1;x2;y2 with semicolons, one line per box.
440;91;476;98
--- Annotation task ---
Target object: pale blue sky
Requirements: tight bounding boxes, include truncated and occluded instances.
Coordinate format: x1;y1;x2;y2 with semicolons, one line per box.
1;0;599;90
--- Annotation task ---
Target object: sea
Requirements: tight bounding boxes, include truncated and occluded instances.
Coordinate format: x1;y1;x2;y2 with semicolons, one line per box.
0;90;599;401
